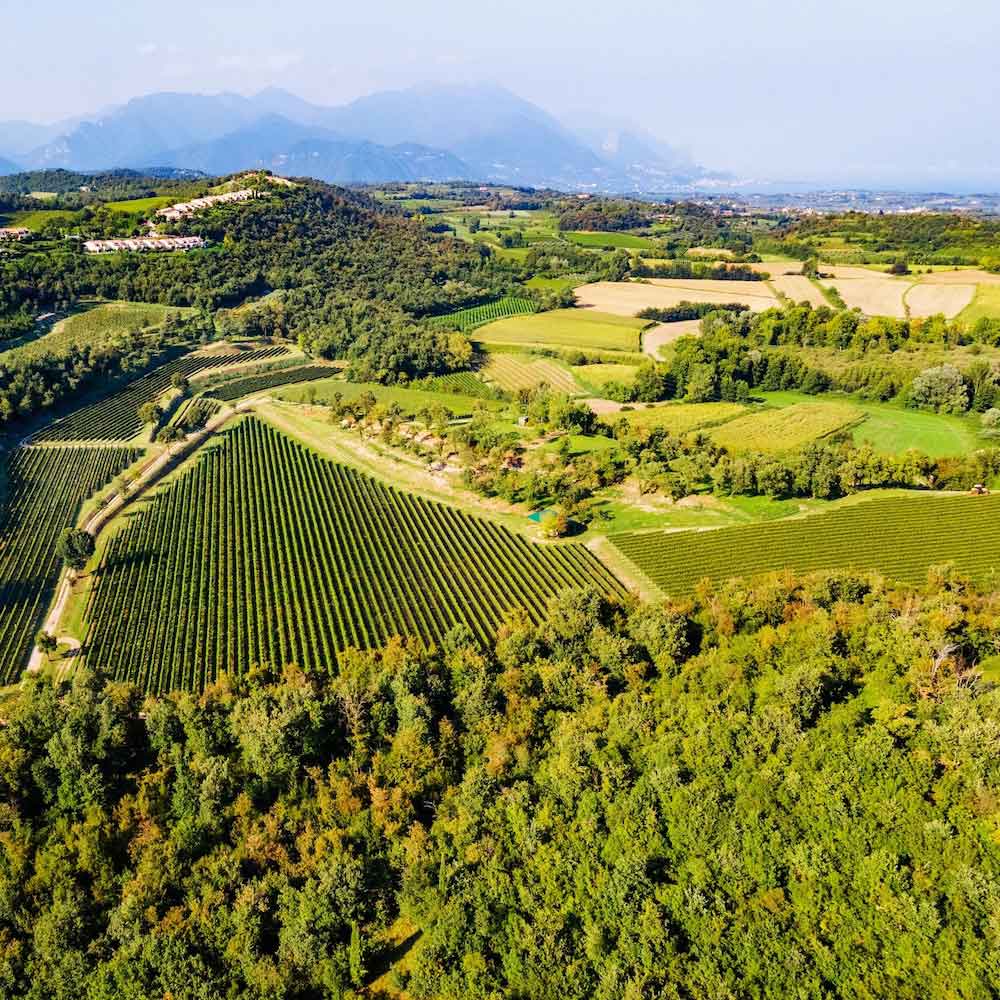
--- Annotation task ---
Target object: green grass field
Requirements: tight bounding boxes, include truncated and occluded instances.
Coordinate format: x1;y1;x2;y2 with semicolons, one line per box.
611;492;1000;596
709;401;862;453
277;377;503;417
565;231;658;250
758;391;983;457
102;195;176;214
958;284;1000;325
572;363;640;392
526;275;584;294
4;208;79;231
475;309;646;353
84;417;625;690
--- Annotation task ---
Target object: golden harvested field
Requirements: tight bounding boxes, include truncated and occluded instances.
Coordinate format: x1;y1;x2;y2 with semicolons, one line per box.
477;309;645;352
481;353;581;394
821;275;909;317
905;283;976;318
769;274;830;308
709;401;862;453
920;268;1000;286
642;320;702;358
575;280;778;316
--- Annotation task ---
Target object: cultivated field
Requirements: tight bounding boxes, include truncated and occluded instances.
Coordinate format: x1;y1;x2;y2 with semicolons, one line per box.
481;354;581;394
769;274;830;308
575;280;779;316
0;445;140;678
609;401;748;434
642;320;702;357
572;363;640;391
565;231;657;250
708;401;861;453
611;493;1000;596
84;418;625;690
904;283;977;318
475;309;646;352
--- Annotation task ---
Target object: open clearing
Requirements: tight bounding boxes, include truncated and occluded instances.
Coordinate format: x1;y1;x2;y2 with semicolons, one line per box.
708;401;861;453
610;493;1000;597
575;280;779;316
475;309;646;352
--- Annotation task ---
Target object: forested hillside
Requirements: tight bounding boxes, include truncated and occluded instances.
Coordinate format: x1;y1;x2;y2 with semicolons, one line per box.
0;572;996;999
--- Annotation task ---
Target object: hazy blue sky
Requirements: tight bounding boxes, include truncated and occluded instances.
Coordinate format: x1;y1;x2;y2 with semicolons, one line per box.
2;0;997;187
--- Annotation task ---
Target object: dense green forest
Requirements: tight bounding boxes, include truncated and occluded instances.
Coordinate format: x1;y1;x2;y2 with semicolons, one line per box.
0;573;996;999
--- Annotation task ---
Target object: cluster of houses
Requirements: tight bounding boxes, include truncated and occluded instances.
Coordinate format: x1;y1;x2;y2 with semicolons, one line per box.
155;188;258;222
0;227;30;242
83;235;206;255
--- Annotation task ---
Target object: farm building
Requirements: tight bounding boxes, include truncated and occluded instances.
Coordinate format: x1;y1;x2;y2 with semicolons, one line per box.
84;236;205;254
0;227;30;241
156;188;258;222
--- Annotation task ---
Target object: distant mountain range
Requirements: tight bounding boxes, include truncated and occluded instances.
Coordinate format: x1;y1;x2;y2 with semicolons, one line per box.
0;84;724;191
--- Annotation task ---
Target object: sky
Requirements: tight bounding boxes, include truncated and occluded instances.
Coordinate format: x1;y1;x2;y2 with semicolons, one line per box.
1;0;998;189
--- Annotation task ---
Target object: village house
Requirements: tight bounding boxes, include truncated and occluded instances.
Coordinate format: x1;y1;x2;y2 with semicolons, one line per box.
0;227;31;242
83;235;206;254
155;188;258;222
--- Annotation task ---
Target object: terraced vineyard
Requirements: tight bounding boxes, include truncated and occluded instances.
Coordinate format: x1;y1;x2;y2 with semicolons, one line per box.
0;445;140;678
207;364;333;401
31;347;287;442
611;493;1000;596
429;297;537;332
85;417;624;691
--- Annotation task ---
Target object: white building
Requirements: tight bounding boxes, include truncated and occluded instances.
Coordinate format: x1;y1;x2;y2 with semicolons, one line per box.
155;188;258;222
83;235;206;254
0;227;30;242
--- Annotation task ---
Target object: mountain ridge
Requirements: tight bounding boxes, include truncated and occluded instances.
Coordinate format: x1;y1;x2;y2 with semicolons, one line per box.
6;84;720;191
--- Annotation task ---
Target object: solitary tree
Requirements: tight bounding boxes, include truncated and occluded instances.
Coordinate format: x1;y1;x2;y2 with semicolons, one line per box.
170;373;190;393
35;630;57;656
137;402;164;427
56;528;94;572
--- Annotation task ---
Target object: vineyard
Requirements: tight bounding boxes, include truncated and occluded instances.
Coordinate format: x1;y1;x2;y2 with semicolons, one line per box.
170;396;222;431
0;444;140;678
31;347;287;443
411;371;501;399
429;297;537;332
610;493;1000;596
207;364;332;402
481;354;581;394
85;417;624;691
